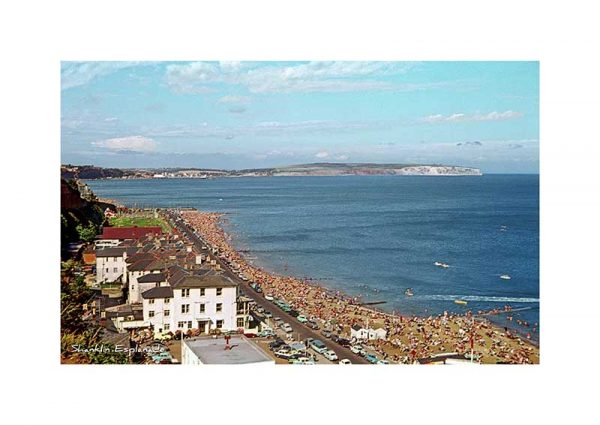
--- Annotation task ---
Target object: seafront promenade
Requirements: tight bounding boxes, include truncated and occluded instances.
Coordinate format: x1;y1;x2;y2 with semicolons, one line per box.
174;208;539;364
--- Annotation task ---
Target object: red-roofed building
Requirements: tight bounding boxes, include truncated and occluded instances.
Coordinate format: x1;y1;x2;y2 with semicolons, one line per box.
101;226;163;241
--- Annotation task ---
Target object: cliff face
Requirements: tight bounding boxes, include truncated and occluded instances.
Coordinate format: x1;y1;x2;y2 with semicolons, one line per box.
61;179;112;257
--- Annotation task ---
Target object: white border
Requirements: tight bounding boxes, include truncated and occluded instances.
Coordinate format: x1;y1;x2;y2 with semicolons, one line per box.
2;0;599;423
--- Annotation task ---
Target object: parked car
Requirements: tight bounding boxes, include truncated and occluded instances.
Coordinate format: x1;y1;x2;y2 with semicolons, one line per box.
364;353;379;364
263;311;273;318
154;332;172;342
297;315;308;323
377;359;390;365
307;320;320;330
337;338;351;347
269;339;285;350
281;323;293;333
339;359;352;365
290;357;315;365
275;350;300;360
323;350;339;361
309;339;328;354
350;345;364;355
257;329;275;338
288;309;299;317
321;330;332;339
331;334;340;343
265;294;274;301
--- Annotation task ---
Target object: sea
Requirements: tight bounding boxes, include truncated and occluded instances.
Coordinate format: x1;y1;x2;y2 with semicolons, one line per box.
86;174;540;341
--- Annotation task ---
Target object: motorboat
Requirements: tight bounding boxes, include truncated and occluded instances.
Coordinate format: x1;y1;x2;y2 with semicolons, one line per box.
454;299;468;305
404;288;414;297
434;261;450;268
500;274;512;280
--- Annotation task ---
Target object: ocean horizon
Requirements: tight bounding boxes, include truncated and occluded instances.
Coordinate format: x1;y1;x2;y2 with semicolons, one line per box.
86;174;539;341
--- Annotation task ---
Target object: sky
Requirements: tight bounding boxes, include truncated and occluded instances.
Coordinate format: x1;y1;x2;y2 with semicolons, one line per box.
61;61;539;173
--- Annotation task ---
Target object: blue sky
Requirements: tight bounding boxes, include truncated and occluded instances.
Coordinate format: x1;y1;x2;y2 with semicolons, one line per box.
61;61;539;173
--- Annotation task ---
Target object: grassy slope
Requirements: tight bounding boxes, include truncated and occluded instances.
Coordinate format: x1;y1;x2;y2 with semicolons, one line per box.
108;215;171;233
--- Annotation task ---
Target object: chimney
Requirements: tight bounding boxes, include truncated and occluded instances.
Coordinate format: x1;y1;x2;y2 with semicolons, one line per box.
195;255;202;265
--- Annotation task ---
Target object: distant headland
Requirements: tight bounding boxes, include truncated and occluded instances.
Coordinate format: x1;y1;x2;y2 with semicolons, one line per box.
61;163;483;180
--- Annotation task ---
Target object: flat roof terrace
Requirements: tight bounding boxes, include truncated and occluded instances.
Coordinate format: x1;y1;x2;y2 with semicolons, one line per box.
183;335;273;365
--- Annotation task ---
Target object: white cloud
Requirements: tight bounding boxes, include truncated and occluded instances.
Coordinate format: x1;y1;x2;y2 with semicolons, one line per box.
92;135;157;152
166;61;426;94
336;154;349;160
61;62;145;90
315;151;329;159
423;110;523;123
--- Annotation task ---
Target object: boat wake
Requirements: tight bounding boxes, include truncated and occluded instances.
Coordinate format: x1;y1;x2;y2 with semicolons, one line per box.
414;295;539;303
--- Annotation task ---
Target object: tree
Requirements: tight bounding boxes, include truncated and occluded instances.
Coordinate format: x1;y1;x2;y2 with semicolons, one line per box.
76;223;98;242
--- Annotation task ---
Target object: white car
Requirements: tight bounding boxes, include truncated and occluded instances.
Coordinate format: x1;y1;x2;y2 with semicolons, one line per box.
377;359;390;365
350;345;364;355
265;294;274;301
323;350;338;361
339;359;352;365
281;323;293;333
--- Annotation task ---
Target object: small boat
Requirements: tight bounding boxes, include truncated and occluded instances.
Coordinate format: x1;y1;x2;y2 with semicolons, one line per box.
500;274;511;280
454;299;468;305
434;261;450;268
404;288;414;297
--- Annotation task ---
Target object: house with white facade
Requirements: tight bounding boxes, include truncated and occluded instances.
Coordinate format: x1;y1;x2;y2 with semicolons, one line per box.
95;247;137;285
350;324;388;341
141;266;245;335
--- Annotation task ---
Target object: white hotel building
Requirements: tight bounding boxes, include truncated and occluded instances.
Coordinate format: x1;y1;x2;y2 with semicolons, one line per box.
141;266;250;334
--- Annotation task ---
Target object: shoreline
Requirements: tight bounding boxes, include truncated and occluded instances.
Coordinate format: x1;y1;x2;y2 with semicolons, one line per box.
178;209;539;364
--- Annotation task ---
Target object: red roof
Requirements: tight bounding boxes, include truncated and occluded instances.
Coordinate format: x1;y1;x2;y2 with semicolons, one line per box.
101;226;162;240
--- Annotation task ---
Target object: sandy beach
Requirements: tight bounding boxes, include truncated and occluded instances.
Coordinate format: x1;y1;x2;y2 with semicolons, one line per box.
180;209;539;364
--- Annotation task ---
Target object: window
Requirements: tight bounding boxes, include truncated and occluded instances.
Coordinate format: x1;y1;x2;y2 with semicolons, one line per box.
188;321;192;328
181;304;189;314
178;321;185;329
216;287;222;296
237;318;245;328
113;267;118;273
149;311;155;318
200;288;205;296
199;304;205;313
182;288;190;298
216;320;223;329
216;303;222;312
164;310;170;317
105;268;109;273
164;323;170;331
165;298;170;304
149;299;154;304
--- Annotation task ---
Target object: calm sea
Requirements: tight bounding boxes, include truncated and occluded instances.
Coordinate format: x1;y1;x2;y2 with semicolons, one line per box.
86;175;540;340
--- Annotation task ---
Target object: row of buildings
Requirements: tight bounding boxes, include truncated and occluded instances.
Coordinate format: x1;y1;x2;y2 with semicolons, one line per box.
91;224;257;338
